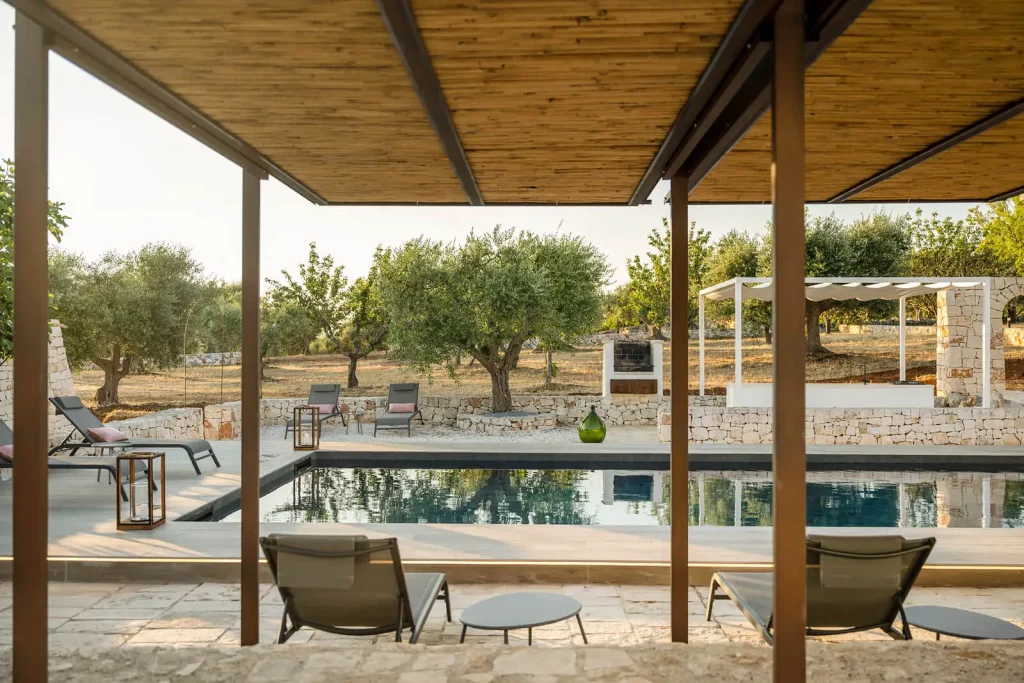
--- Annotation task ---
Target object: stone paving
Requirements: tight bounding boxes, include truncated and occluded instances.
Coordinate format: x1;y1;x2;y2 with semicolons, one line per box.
1;582;1022;651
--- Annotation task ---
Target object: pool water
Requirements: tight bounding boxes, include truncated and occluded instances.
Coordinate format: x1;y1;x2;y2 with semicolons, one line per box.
218;468;1024;528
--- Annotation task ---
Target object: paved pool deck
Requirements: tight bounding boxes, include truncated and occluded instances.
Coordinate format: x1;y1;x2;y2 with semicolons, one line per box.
1;432;1023;571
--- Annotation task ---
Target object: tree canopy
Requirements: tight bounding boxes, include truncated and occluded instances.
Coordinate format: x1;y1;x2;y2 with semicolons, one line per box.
50;243;208;404
1;160;69;365
375;226;608;411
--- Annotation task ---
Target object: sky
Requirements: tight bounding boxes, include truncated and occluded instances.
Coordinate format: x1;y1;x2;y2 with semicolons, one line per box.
0;6;981;289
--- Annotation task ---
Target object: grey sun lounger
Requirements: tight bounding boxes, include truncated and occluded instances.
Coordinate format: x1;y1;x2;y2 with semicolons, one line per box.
48;396;220;475
260;534;451;644
283;383;346;439
706;535;935;644
374;383;425;437
0;417;133;501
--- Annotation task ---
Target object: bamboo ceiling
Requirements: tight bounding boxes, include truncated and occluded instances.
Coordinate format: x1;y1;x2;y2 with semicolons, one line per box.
36;0;1024;205
691;0;1024;204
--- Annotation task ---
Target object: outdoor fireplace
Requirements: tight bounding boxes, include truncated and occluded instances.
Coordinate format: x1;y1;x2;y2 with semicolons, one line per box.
602;339;664;396
613;341;654;373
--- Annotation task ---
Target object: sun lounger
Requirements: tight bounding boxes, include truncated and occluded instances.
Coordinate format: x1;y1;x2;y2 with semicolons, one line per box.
0;417;132;500
706;535;935;643
374;383;424;437
283;383;347;439
260;534;451;644
48;396;220;475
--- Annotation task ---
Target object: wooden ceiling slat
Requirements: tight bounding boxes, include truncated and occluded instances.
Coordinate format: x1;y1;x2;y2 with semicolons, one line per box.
47;0;467;204
691;0;1024;204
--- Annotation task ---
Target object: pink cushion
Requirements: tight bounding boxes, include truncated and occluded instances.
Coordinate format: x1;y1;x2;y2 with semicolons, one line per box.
309;404;335;415
0;444;12;462
87;426;129;443
387;402;416;414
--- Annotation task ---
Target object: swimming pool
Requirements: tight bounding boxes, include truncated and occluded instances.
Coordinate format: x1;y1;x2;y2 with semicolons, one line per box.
214;467;1024;528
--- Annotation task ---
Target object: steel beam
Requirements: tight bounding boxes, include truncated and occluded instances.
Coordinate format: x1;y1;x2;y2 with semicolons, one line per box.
629;0;780;204
13;11;50;681
6;0;322;204
771;1;807;680
829;97;1024;203
240;169;262;646
987;185;1024;203
376;0;483;206
669;173;690;643
682;0;872;194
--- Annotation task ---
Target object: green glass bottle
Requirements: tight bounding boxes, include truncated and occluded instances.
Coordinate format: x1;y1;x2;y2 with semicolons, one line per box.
578;406;607;443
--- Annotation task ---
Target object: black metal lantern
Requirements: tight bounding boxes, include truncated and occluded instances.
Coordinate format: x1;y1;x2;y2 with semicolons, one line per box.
116;451;165;530
293;405;320;450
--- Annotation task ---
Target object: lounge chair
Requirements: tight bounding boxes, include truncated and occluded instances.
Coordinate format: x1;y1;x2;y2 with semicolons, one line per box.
260;534;451;644
706;534;935;644
283;383;347;439
48;396;220;475
0;417;132;501
374;383;424;437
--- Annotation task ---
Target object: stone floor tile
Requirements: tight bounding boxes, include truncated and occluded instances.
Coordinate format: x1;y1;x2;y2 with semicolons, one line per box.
98;594;181;611
126;627;226;644
492;648;576;676
71;607;166;621
48;632;126;650
580;605;627;621
57;619;150;635
147;611;239;629
163;599;241;613
47;594;108;609
181;583;241;602
617;587;669;602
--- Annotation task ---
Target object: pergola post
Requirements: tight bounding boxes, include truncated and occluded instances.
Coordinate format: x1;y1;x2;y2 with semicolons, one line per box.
734;479;742;527
698;294;705;396
734;279;743;387
771;1;807;681
899;296;907;382
13;12;51;682
669;172;689;644
240;168;262;645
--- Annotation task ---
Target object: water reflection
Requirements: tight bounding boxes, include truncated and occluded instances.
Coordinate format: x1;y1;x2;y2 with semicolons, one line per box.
230;468;1024;528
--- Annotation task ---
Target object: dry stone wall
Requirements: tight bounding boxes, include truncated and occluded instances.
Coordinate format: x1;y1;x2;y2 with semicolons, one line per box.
658;405;1024;446
0;322;77;446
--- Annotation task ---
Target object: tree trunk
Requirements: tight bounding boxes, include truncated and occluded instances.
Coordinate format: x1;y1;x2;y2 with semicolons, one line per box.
545;347;553;385
345;354;359;388
650;325;665;340
763;325;772;344
507;345;522;370
489;367;513;413
805;300;830;357
93;346;130;405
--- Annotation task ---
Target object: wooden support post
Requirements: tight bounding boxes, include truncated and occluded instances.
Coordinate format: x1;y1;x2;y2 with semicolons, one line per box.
13;12;50;682
669;173;689;643
240;168;261;645
771;1;806;681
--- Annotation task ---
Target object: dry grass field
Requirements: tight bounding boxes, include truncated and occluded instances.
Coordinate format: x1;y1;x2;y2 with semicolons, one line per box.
73;333;1024;420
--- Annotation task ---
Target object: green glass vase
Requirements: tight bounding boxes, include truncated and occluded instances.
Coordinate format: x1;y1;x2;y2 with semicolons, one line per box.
578;406;607;443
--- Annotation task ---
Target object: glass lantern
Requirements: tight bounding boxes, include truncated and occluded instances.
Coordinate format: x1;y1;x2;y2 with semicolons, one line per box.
293;405;320;450
116;451;165;530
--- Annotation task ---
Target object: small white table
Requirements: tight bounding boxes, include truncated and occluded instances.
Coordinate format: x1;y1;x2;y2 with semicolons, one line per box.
459;592;587;645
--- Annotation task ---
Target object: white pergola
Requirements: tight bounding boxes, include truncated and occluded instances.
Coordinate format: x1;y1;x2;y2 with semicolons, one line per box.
697;277;992;408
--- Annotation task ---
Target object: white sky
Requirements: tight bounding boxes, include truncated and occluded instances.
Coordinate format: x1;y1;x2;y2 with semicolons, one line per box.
0;6;980;289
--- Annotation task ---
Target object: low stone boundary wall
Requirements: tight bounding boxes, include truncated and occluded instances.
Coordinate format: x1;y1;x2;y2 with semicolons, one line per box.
179;351;242;367
658;405;1024;446
457;412;558;433
840;324;936;335
107;408;204;441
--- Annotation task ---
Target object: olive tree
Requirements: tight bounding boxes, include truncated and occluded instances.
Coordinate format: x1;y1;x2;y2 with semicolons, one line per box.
376;227;608;412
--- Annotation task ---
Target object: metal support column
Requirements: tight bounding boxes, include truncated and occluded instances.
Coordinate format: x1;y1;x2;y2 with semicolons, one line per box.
770;1;806;681
899;296;907;382
240;169;262;646
699;295;706;396
734;479;743;527
669;173;689;643
734;280;743;387
13;12;50;682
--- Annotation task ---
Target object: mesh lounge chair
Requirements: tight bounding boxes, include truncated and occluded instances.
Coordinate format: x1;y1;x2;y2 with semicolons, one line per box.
283;384;346;439
0;417;132;501
260;534;451;644
48;396;220;475
374;383;424;437
706;535;935;644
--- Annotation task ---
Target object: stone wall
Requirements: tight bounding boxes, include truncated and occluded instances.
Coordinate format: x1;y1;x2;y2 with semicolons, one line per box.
937;278;1024;405
839;324;936;336
106;408;204;441
658;405;1024;446
0;322;77;446
179;352;242;367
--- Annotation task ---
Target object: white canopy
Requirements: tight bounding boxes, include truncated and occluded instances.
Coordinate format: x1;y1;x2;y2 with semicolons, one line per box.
700;277;984;303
